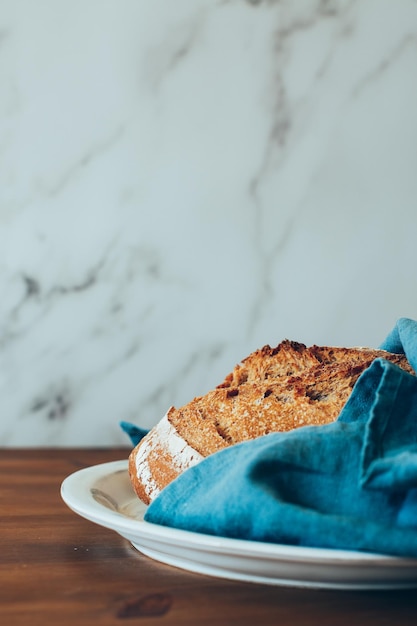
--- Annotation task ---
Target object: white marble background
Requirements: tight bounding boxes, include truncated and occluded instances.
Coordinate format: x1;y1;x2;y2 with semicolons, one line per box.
1;0;417;446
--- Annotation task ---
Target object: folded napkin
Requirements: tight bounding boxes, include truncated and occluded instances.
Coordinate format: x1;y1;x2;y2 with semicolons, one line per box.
144;318;417;558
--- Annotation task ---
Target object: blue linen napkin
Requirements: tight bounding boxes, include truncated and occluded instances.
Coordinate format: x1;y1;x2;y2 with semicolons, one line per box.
120;421;149;446
144;318;417;558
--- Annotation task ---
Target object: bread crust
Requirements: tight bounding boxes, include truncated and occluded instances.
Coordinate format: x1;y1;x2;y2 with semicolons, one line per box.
128;409;203;504
129;341;414;503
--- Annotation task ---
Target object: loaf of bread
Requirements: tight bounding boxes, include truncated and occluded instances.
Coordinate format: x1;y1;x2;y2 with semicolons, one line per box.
129;340;414;504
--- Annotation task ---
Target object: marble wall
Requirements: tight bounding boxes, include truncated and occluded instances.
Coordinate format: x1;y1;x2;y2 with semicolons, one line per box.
1;0;417;446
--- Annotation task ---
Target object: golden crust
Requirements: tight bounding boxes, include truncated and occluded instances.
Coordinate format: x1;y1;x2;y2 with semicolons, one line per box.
217;341;413;388
129;341;414;503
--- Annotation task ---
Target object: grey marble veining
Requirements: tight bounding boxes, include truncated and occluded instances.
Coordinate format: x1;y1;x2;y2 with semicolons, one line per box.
1;0;417;446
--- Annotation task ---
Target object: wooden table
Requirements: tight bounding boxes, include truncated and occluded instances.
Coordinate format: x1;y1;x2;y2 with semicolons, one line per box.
2;448;417;626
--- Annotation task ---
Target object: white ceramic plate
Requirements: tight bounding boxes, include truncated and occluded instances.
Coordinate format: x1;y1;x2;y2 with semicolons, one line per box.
61;460;417;590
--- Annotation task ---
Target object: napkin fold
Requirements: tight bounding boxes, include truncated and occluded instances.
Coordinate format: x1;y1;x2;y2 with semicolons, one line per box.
145;318;417;558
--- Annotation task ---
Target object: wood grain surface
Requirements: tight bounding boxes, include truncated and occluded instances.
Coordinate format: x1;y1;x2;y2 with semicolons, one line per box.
1;448;417;626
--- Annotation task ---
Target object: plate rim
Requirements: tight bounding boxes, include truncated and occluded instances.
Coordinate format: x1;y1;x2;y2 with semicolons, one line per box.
60;460;417;588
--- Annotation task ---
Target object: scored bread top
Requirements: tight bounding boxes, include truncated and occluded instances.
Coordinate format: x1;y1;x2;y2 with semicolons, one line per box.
217;340;412;388
129;339;415;503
